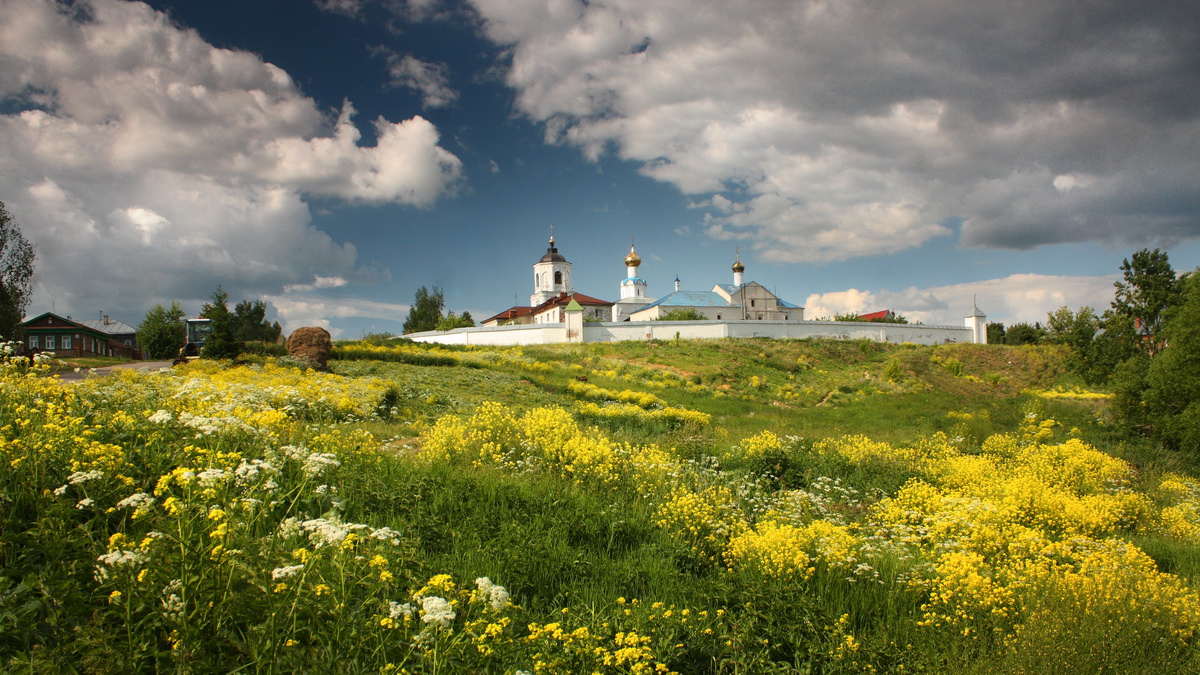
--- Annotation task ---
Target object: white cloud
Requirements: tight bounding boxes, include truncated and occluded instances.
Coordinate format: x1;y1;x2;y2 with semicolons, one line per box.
265;293;412;337
467;0;1200;261
313;0;366;17
383;53;459;109
805;273;1119;326
284;276;351;293
0;0;462;326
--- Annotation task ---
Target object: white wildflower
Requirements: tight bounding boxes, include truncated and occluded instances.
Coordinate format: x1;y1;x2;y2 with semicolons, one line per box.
420;596;455;627
148;409;173;424
196;468;227;488
388;601;416;619
475;577;510;611
95;549;147;581
116;492;154;509
302;452;340;477
271;564;305;580
67;470;104;485
76;498;94;509
370;527;402;546
235;459;278;486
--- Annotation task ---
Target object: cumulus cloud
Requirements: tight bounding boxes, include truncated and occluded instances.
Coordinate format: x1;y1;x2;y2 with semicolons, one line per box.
805;273;1119;326
0;0;461;324
265;294;412;337
381;52;459;108
465;0;1200;261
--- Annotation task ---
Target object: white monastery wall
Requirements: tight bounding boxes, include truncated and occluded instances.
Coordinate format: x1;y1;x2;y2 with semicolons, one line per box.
410;320;974;346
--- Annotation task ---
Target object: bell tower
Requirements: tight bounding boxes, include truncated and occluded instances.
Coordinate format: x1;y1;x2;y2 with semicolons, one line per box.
531;232;572;306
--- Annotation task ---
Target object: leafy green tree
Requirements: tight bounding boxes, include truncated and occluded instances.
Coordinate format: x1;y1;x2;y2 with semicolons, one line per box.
232;299;282;343
136;301;186;359
435;311;475;331
0;200;36;341
1076;311;1139;386
1136;272;1200;450
403;286;445;334
986;322;1006;345
655;308;708;321
1044;306;1100;373
1004;322;1044;345
200;287;242;360
1112;248;1183;355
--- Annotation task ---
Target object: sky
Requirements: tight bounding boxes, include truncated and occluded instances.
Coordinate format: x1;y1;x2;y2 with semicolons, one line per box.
2;0;1199;337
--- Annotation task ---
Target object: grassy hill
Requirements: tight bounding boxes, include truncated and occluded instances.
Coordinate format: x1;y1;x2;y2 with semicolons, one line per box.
3;338;1199;673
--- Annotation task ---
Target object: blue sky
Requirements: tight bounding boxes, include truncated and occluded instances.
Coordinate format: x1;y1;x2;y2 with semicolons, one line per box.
3;0;1199;336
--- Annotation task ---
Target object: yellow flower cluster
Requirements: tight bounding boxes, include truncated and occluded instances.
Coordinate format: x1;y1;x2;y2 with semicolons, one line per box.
566;381;664;409
574;400;712;429
1023;386;1113;400
726;520;858;578
739;430;784;459
422;403;677;489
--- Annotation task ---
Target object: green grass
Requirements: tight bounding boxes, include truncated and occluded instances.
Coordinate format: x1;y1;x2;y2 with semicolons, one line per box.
5;340;1200;673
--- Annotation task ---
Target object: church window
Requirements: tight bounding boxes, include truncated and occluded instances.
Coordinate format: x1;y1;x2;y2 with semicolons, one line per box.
554;271;563;285
751;299;756;307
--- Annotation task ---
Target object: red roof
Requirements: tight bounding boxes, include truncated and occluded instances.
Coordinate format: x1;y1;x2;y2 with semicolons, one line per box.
482;306;534;324
858;309;894;321
531;292;612;314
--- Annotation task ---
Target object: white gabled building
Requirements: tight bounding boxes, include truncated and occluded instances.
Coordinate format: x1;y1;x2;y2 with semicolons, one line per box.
628;253;803;322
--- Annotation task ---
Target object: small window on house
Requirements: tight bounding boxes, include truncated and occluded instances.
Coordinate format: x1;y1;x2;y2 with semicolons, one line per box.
61;335;72;350
45;335;56;350
750;299;756;307
28;335;39;349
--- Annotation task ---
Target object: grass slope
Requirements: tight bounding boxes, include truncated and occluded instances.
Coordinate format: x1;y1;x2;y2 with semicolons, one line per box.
3;339;1198;673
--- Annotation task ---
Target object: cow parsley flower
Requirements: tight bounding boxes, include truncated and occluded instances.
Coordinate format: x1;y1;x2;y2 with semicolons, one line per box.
420;596;455;627
474;577;510;611
271;564;305;580
388;601;416;619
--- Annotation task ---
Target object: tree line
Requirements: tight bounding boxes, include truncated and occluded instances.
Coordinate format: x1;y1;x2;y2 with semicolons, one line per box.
136;289;283;359
402;286;474;333
1018;249;1197;452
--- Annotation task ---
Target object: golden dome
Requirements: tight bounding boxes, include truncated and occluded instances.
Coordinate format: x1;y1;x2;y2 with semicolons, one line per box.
732;257;745;273
624;245;641;267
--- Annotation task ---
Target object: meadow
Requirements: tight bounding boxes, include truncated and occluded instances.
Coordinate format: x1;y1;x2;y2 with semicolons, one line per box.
2;337;1199;673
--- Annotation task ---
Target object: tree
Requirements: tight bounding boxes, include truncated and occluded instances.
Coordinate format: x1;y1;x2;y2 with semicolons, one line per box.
232;299;282;343
986;322;1006;345
137;301;186;359
1004;322;1044;345
655;308;708;321
403;286;445;334
1044;305;1100;372
201;287;242;359
1112;248;1183;355
1136;272;1200;450
0;201;36;341
435;311;475;331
